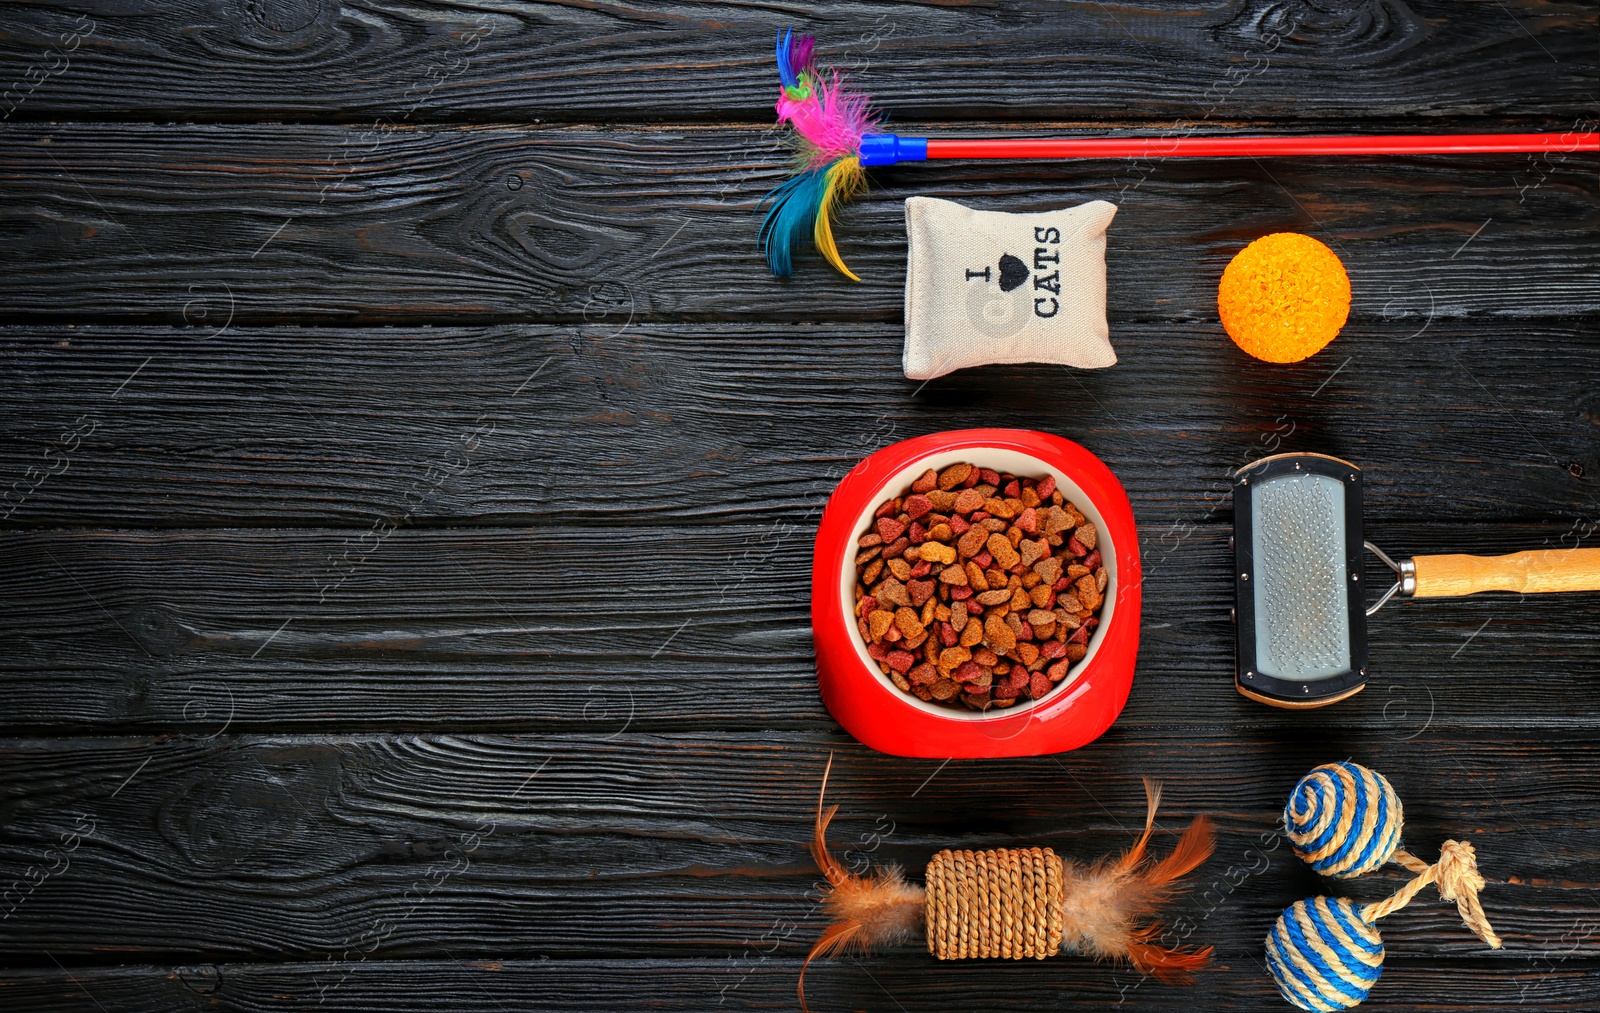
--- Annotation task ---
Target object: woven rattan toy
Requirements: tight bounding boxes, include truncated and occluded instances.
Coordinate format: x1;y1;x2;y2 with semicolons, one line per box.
799;757;1215;1009
1265;761;1502;1011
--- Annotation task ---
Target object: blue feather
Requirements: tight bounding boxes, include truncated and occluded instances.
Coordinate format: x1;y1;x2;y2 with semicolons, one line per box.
776;28;798;91
757;165;829;278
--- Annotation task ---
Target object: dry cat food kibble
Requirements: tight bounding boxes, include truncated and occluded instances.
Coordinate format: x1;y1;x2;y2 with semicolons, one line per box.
853;462;1109;710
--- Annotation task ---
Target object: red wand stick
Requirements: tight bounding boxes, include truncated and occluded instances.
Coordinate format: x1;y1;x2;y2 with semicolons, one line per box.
891;131;1599;164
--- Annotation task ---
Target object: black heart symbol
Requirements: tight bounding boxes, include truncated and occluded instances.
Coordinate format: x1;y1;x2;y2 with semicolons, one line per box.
997;253;1029;292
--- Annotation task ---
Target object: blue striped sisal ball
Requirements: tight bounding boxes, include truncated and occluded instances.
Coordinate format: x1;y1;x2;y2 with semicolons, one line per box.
1285;761;1402;879
1265;896;1385;1011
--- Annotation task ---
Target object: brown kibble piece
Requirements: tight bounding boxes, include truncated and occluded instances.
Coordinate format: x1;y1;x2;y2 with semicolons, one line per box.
959;621;984;648
1029;583;1053;608
1033;556;1062;585
976;589;1011;606
1027;608;1057;627
957;527;988;558
1065;643;1088;662
876;576;910;607
919;541;956;565
986;534;1020;569
886;557;912;581
982;497;1015;519
862;559;883;585
1016;642;1040;667
937;463;973;491
1018;538;1047;568
985;614;1016;653
868;610;895;640
895;607;925;639
939;646;972;669
1074;522;1097;550
949;605;967;633
1075;575;1103;612
953;487;985;514
907;662;938;686
930;678;961;701
938;563;968;585
964;561;990;591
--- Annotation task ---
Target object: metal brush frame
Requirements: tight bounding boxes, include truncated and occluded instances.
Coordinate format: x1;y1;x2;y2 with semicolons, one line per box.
1233;453;1369;709
1364;541;1417;616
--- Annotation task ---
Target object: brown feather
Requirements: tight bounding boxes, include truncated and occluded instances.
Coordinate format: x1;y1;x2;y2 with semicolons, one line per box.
799;755;926;1013
1060;779;1215;982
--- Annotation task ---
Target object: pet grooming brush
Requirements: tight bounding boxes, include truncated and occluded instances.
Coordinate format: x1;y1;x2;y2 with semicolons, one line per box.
1232;452;1600;708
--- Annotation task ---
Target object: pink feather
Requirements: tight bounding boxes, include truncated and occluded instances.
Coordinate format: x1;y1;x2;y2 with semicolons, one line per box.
776;72;877;166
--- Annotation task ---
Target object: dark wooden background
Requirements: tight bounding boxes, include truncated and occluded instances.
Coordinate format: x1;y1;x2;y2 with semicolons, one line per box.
1;2;1596;1010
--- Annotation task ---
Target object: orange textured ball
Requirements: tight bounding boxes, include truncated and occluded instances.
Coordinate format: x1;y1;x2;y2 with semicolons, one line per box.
1218;232;1350;363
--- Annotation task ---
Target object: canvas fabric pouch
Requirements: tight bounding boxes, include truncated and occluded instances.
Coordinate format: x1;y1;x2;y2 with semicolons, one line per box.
903;197;1118;380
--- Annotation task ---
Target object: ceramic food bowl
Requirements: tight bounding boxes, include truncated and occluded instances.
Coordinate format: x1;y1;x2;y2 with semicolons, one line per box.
811;428;1141;757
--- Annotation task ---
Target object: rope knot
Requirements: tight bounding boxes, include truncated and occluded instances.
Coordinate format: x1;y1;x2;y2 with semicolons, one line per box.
1432;839;1484;903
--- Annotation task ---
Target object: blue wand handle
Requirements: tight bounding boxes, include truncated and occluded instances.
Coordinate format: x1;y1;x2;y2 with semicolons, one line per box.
858;133;929;167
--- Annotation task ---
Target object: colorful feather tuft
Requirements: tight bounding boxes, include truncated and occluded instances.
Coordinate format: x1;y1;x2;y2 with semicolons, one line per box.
760;30;877;280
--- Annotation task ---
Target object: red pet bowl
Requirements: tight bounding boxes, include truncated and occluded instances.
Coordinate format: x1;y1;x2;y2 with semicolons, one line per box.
812;429;1141;758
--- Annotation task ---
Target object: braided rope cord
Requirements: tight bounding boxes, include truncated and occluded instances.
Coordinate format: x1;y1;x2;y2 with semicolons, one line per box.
1362;843;1503;948
924;847;1064;960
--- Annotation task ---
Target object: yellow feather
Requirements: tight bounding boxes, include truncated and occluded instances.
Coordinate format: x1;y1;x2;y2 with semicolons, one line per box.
813;156;867;282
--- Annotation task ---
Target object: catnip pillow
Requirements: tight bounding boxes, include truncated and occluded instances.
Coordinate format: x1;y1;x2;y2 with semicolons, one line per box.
902;197;1118;380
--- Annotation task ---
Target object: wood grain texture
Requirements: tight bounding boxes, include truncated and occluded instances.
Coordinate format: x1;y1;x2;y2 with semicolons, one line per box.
0;125;1594;324
0;321;1595;529
1;957;1599;1013
1410;547;1600;597
3;957;1599;1012
0;3;1596;1010
0;1;1592;124
0;732;1595;962
0;521;1596;733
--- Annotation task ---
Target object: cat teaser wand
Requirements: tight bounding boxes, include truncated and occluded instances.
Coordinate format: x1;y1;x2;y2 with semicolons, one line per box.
759;29;1600;280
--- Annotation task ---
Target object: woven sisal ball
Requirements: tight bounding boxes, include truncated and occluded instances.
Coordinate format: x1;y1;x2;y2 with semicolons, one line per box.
1265;896;1385;1011
1285;761;1402;879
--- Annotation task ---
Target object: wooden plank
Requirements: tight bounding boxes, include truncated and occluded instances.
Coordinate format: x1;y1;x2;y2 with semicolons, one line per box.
0;2;1592;124
0;321;1595;530
0;732;1595;962
0;521;1596;733
1;125;1594;324
2;957;1598;1012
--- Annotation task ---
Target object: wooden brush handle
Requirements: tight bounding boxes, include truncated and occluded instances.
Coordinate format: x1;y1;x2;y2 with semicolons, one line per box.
1412;548;1600;597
